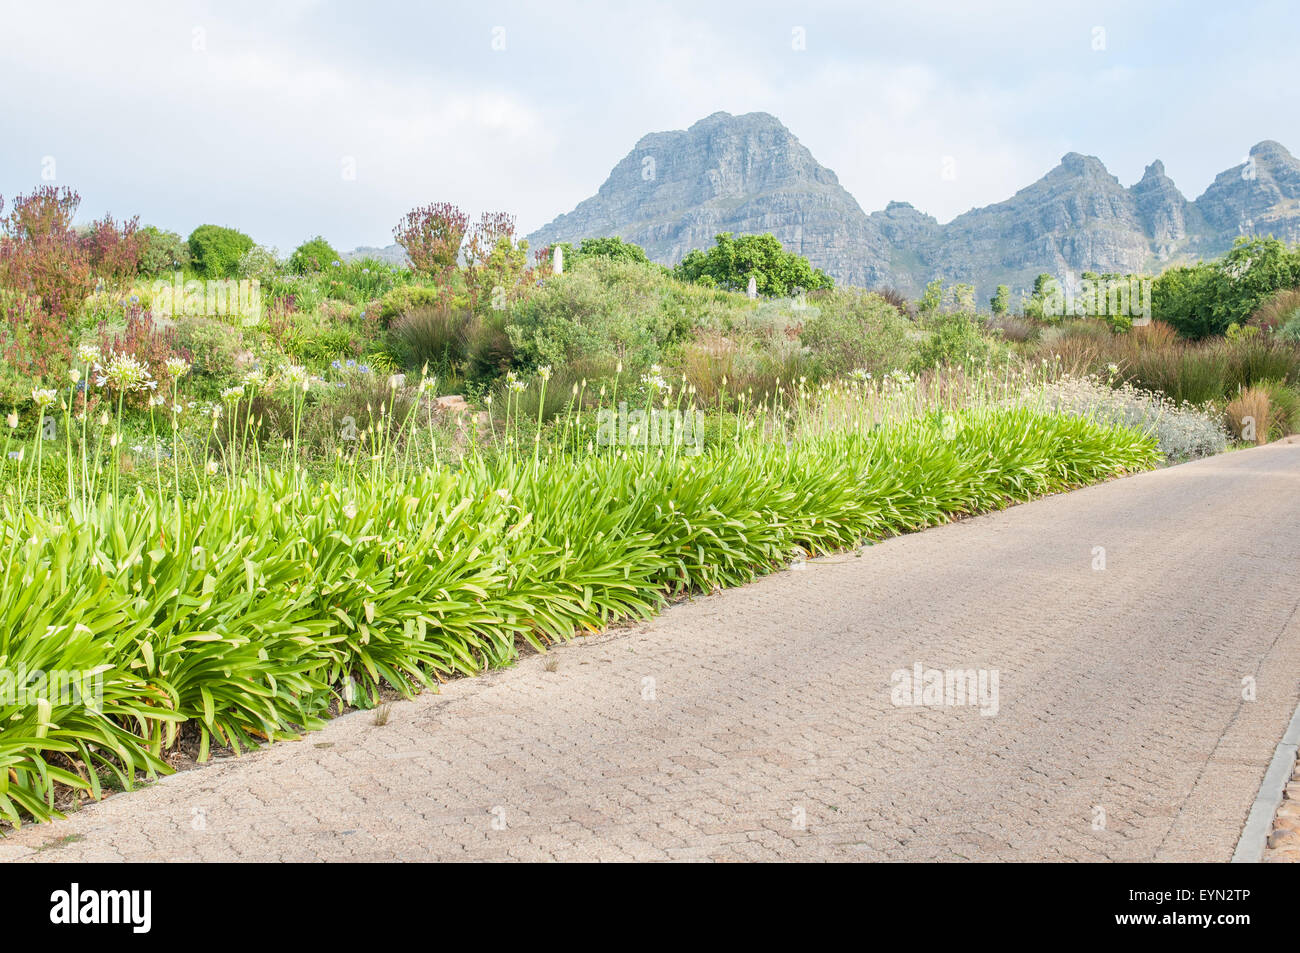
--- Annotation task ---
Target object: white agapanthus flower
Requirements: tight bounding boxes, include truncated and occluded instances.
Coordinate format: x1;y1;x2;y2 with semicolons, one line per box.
98;354;155;393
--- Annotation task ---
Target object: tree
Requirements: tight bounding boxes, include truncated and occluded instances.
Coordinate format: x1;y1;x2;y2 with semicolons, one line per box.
673;232;832;296
1023;273;1057;321
187;224;254;278
577;236;650;265
949;282;976;312
393;202;468;278
918;278;944;315
990;284;1011;316
288;235;340;274
1153;237;1300;338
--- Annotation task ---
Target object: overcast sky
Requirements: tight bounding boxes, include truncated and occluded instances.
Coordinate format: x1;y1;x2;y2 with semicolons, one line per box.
2;0;1296;253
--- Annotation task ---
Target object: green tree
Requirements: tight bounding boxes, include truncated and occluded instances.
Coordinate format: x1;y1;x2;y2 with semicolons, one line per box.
577;236;650;265
918;278;944;315
1023;273;1057;321
950;282;976;312
674;232;833;296
1153;237;1300;338
187;224;254;278
990;284;1010;316
288;235;340;274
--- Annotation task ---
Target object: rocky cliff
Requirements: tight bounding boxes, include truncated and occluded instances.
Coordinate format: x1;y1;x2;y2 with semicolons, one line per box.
524;112;1300;303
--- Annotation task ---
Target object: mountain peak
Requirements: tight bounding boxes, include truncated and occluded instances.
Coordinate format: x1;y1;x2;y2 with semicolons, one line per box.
1250;139;1293;160
525;111;887;287
689;110;783;131
1141;159;1167;180
1058;151;1109;175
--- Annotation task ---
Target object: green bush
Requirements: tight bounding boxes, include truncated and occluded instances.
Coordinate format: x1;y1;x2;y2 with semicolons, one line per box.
799;289;915;377
1154;237;1300;338
175;318;247;398
137;226;191;277
187;225;255;278
507;257;695;371
378;283;442;325
909;312;1006;372
289;236;341;274
675;232;833;296
236;244;281;283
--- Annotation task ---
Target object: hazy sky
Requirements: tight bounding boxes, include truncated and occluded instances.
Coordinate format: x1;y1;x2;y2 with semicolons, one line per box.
2;0;1296;253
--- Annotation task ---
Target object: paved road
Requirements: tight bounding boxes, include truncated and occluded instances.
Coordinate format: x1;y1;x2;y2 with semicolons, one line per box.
4;442;1300;862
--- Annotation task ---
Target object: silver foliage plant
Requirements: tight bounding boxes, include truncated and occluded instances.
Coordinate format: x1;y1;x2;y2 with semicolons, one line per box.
1033;374;1228;461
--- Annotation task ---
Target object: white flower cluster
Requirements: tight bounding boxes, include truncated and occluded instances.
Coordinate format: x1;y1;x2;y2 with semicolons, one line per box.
1034;374;1228;461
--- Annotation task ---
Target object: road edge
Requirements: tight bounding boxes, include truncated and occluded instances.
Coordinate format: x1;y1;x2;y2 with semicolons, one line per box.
1232;699;1300;862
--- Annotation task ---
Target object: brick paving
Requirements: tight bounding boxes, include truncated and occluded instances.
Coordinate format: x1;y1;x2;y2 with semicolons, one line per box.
3;441;1299;862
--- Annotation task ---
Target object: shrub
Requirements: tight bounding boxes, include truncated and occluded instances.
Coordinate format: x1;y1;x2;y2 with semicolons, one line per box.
378;283;443;325
288;236;340;274
0;297;72;400
137;226;191;277
909;312;1006;373
674;232;833;296
0;186;93;313
799;289;914;378
1281;312;1300;344
80;213;145;282
1037;374;1228;460
393;202;467;278
175;318;247;398
506;258;694;372
236;244;281;283
187;225;254;278
463;213;530;313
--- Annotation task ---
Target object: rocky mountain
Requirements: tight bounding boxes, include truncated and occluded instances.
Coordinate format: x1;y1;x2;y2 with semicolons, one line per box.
524;112;1300;303
527;111;894;289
